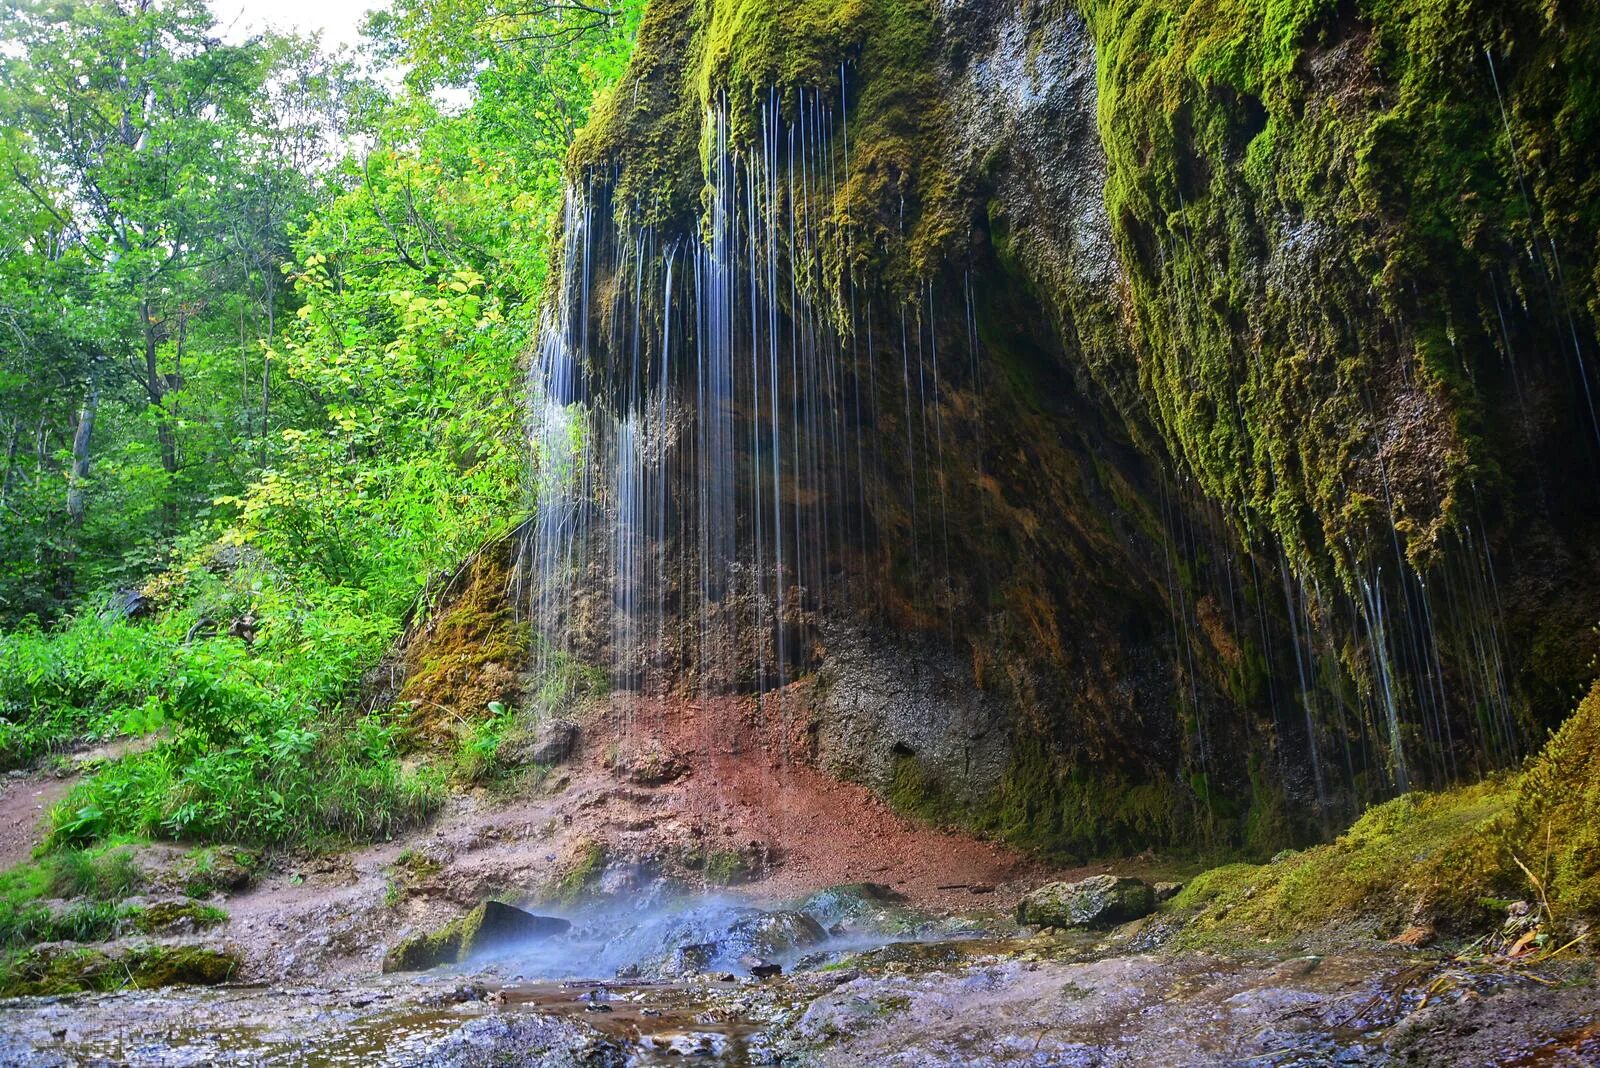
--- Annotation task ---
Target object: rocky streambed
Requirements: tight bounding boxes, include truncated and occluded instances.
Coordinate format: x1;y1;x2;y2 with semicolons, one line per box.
3;880;1596;1067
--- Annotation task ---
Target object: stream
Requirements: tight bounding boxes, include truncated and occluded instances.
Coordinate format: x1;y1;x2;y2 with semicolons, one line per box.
3;889;1596;1067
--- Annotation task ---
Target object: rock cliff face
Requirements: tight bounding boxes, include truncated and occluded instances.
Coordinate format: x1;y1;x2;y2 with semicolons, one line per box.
525;0;1600;859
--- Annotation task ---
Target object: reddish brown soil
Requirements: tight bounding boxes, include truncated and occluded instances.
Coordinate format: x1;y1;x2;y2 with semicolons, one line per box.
590;689;1044;910
11;698;1066;981
219;688;1058;979
0;738;156;869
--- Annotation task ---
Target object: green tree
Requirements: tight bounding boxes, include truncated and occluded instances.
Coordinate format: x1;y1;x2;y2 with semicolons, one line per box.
0;0;348;617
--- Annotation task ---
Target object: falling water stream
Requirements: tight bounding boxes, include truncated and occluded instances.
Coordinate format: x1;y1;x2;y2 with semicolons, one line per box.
520;76;1539;841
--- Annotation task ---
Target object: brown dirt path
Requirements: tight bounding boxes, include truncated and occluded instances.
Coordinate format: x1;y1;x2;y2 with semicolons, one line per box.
0;772;74;870
0;736;161;869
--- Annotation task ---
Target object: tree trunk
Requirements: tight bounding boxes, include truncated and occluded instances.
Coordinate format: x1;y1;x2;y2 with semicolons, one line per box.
259;270;275;468
64;384;99;593
0;419;18;509
140;300;180;532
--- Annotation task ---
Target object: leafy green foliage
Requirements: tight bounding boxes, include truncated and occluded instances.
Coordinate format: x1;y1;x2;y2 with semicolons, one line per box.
0;0;352;620
0;0;646;857
454;701;518;785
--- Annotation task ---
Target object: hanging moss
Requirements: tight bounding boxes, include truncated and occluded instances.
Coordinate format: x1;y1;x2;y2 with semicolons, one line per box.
572;0;957;293
556;0;1600;859
1076;0;1600;581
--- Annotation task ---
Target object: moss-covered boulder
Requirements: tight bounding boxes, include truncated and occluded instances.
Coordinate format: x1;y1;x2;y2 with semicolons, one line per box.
798;883;916;936
1017;875;1157;928
132;900;229;935
0;943;239;997
1166;679;1600;946
382;900;572;973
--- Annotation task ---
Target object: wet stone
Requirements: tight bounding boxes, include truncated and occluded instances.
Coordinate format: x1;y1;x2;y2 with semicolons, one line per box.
739;954;782;978
1016;875;1157;929
383;901;572;973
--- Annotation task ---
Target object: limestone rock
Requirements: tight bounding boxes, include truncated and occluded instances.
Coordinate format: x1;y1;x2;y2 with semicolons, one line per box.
382;900;571;973
726;909;829;958
503;717;581;766
799;883;916;936
1016;875;1156;928
528;717;580;763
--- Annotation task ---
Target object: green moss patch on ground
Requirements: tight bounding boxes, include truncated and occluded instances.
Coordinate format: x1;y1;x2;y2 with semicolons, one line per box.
132;901;229;935
0;943;238;997
1169;678;1600;946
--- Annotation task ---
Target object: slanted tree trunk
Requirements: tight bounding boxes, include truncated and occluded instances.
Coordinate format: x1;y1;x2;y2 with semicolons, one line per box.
139;299;181;532
259;270;274;468
66;387;98;530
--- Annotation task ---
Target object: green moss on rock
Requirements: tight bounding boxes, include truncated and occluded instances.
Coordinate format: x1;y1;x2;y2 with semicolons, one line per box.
398;539;531;746
133;901;229;935
1168;678;1600;945
571;0;953;293
972;739;1192;860
0;943;239;997
703;849;754;886
546;841;608;905
382;900;573;973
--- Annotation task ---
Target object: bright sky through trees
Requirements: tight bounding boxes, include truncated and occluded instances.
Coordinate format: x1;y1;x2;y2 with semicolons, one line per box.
212;0;381;50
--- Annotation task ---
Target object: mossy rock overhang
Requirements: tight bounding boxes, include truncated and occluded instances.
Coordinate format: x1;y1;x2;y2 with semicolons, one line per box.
553;0;1600;857
382;901;573;973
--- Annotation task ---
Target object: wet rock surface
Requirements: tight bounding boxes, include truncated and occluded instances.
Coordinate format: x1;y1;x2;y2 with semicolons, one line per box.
4;926;1596;1067
385;901;573;973
1016;874;1157;928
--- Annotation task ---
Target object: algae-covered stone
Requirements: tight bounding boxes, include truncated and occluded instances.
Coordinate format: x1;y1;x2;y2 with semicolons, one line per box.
382;900;571;973
1;943;239;997
134;899;229;935
726;910;828;958
1017;875;1156;928
799;883;918;936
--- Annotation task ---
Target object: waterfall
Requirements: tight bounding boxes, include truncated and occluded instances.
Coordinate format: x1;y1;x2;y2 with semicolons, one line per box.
519;83;1533;838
